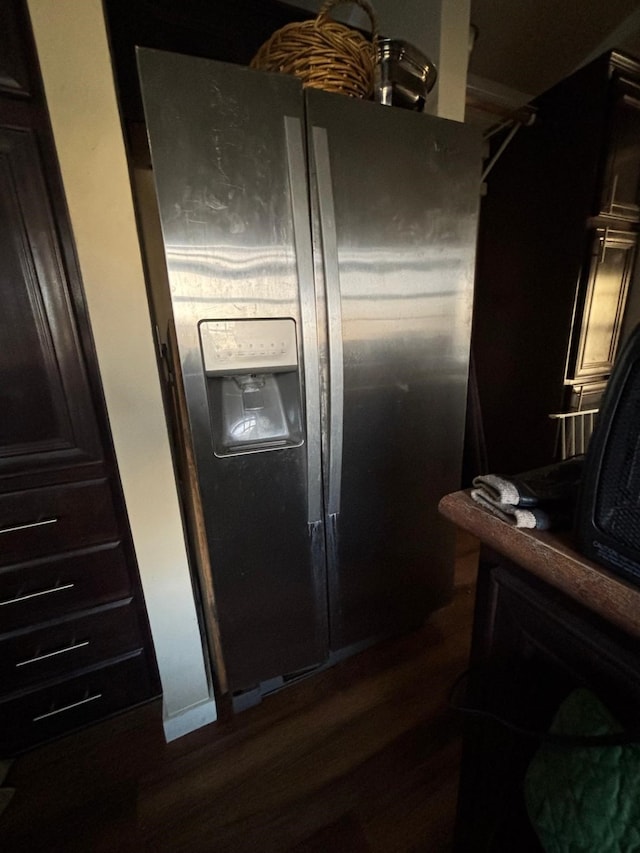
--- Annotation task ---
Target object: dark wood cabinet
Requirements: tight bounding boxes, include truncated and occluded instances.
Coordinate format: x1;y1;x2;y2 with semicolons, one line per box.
455;558;640;851
0;0;159;754
439;492;640;852
0;0;31;97
0;126;103;478
472;51;640;476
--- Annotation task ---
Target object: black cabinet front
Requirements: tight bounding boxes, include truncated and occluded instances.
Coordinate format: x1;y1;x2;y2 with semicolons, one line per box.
0;0;159;754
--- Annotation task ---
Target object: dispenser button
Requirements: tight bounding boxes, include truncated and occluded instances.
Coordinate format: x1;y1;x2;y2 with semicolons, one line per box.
199;318;298;374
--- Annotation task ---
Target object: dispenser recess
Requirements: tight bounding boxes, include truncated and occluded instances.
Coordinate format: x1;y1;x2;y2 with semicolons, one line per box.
198;319;304;456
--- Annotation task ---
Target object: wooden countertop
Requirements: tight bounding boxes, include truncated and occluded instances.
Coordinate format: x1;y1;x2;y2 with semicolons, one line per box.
439;490;640;642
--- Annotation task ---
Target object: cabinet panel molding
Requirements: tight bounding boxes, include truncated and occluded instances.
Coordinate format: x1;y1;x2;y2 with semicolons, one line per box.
0;126;103;476
0;0;160;753
570;229;637;382
0;1;31;97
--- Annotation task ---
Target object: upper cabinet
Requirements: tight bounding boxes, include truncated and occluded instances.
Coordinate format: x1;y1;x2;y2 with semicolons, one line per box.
0;0;159;754
598;76;640;221
472;50;640;476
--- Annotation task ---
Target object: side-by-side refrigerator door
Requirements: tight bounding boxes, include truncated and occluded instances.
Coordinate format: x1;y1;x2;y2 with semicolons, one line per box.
306;90;481;652
137;49;328;694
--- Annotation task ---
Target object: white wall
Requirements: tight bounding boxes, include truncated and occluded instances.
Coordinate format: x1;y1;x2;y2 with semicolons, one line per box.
434;0;472;121
27;0;216;742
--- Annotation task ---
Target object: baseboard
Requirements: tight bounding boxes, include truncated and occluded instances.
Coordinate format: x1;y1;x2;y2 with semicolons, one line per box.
162;697;217;742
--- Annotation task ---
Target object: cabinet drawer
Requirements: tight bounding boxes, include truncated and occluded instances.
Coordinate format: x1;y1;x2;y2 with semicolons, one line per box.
0;543;131;633
0;479;118;566
0;652;154;754
0;600;143;695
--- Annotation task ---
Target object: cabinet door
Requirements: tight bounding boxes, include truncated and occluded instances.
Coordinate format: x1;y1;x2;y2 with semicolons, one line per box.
570;229;637;382
0;0;31;97
0;126;102;479
306;89;480;650
599;78;640;221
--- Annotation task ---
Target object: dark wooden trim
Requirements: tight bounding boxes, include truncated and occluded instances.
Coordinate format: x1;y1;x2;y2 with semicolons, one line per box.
439;491;640;641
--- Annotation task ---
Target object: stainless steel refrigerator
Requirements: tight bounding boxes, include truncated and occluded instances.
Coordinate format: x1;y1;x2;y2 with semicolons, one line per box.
137;48;481;701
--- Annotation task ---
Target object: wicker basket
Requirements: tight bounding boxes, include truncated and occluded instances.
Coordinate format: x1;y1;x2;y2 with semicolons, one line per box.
250;0;378;99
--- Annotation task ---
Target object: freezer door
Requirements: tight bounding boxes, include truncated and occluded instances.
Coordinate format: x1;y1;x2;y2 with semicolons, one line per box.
306;90;481;651
138;50;327;692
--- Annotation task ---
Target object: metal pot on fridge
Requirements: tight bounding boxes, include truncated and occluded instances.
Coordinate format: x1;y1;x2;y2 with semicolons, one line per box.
374;38;437;111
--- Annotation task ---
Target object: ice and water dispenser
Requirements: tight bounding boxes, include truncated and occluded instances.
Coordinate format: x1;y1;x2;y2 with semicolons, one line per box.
198;319;304;455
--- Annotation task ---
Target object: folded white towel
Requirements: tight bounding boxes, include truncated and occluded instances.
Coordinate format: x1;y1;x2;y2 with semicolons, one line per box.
471;474;524;506
470;488;551;529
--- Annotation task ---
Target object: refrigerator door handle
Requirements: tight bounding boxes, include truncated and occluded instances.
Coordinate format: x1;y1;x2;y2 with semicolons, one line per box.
311;126;344;517
284;116;323;526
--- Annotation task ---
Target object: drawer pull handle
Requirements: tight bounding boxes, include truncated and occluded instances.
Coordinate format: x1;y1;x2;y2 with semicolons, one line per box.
32;692;102;722
16;640;90;668
0;518;58;535
0;582;75;607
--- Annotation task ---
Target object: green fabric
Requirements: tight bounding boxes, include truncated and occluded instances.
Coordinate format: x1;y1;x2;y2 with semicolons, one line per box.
524;688;640;852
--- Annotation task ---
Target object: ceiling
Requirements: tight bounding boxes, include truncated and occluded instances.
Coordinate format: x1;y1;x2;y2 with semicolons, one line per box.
287;0;640;107
469;0;640;98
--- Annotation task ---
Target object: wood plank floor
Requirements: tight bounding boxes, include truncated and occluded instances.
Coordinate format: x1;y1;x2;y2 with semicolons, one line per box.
0;538;478;853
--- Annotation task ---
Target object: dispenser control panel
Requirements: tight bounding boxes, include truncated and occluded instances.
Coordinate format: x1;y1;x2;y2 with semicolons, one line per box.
199;318;298;375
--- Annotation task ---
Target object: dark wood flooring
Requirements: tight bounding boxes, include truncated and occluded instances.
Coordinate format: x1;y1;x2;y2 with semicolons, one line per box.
0;537;478;853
